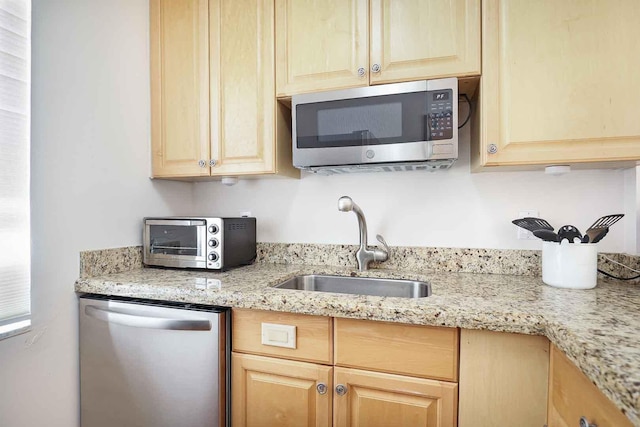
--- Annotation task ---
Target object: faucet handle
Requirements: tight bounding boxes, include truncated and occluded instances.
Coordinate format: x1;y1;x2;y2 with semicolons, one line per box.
376;234;390;256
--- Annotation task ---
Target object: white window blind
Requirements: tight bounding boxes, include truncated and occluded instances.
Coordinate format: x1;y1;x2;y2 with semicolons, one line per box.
0;0;30;340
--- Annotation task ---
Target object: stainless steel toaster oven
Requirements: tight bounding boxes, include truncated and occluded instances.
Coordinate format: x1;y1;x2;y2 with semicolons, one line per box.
143;217;256;270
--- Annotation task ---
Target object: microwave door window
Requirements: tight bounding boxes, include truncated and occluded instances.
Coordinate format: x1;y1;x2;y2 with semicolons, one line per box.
296;92;428;149
149;225;199;256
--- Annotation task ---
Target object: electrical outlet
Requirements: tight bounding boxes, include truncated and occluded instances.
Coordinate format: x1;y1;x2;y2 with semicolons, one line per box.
240;211;252;218
517;210;539;240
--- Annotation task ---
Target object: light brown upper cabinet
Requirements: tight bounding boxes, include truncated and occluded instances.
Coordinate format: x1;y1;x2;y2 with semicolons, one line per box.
472;0;640;170
150;0;298;179
275;0;481;97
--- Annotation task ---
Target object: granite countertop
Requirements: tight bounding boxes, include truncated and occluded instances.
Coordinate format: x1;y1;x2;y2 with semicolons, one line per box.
75;262;640;425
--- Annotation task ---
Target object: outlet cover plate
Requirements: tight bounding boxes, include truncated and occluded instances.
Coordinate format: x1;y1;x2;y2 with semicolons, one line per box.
517;210;539;240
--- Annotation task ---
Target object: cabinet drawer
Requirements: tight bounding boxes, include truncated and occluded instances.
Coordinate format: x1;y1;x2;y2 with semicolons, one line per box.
548;345;632;427
334;318;459;381
232;309;333;364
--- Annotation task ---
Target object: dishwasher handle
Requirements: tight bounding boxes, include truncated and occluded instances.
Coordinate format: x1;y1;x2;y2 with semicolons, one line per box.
84;305;212;331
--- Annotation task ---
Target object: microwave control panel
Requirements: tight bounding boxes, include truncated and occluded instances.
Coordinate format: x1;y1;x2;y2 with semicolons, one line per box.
426;89;454;140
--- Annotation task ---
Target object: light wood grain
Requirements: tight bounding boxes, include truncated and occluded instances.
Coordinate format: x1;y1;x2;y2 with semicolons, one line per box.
232;352;332;427
334;318;458;381
548;345;633;427
274;100;300;178
473;0;640;169
370;0;481;85
333;367;457;427
275;0;368;96
458;329;549;427
209;0;275;176
232;309;333;364
150;0;210;178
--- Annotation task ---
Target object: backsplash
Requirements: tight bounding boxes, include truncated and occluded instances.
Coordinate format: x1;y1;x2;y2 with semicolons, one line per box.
79;243;640;282
79;246;142;278
256;243;542;276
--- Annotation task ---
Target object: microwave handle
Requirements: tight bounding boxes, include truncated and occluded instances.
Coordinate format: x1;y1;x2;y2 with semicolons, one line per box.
144;219;206;226
424;114;432;141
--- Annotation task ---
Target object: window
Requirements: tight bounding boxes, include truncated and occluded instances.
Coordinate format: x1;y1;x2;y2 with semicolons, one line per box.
0;0;30;340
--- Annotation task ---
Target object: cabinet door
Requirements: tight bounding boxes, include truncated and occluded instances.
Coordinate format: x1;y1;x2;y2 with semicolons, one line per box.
370;0;480;85
548;345;632;427
474;0;640;168
333;367;457;427
150;0;210;178
209;0;276;176
275;0;368;96
458;329;549;427
232;353;333;427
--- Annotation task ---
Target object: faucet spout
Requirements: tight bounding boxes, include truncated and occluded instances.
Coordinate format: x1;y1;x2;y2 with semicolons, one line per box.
338;196;368;249
338;196;389;271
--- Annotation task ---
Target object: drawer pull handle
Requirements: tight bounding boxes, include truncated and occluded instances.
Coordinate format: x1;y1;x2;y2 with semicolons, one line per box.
316;383;327;395
579;417;596;427
335;384;347;396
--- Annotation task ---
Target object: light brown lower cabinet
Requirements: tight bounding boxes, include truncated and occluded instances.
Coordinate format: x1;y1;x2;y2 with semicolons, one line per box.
458;329;550;427
232;311;459;427
232;353;333;427
547;345;632;427
231;310;634;427
333;367;457;427
232;352;457;427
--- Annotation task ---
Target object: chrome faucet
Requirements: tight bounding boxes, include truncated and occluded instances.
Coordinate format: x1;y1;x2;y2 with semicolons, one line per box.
338;196;390;271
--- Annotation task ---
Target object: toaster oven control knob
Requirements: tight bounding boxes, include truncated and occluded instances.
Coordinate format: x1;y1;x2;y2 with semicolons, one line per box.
208;238;219;248
208;225;219;234
208;252;219;262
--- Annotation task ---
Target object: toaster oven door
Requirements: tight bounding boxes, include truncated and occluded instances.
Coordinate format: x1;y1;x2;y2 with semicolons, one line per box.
143;219;208;269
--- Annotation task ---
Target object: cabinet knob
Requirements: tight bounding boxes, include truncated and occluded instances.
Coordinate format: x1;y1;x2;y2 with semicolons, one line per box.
371;63;381;73
316;383;327;395
198;159;207;168
579;417;597;427
487;143;498;154
210;159;217;167
335;384;347;396
357;67;366;77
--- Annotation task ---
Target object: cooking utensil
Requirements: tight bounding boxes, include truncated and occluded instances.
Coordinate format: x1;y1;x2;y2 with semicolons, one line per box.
581;214;624;243
533;229;559;242
557;225;581;243
589;228;610;244
512;217;554;233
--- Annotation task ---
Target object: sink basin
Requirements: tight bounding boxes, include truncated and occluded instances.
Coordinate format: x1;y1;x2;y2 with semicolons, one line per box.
273;275;431;298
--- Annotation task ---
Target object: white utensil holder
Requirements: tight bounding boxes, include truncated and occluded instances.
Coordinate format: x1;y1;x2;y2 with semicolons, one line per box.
542;241;598;289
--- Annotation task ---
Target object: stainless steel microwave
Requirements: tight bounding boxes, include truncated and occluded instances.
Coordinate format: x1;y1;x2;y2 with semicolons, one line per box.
292;78;458;174
143;217;256;270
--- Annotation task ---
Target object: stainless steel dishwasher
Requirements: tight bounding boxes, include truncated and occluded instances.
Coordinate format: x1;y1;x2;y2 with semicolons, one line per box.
79;294;229;427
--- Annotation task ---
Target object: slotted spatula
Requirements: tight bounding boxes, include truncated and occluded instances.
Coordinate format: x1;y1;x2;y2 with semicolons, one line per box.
512;217;554;233
581;214;624;243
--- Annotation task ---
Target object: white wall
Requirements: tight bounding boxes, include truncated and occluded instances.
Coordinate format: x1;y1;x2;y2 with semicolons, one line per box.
0;1;194;426
194;115;634;254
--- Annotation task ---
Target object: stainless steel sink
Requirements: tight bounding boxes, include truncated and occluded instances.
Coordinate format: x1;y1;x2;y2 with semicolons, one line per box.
273;275;431;298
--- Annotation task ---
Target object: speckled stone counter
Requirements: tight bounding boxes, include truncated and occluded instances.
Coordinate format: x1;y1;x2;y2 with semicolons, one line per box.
76;262;640;425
